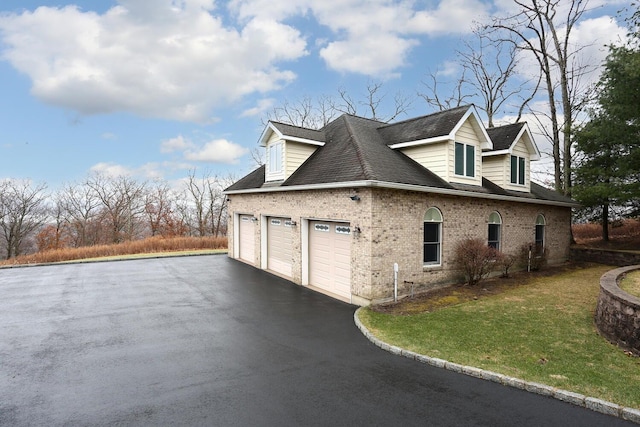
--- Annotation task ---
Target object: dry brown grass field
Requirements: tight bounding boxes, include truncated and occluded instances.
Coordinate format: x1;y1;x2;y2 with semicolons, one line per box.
0;236;227;267
572;218;640;251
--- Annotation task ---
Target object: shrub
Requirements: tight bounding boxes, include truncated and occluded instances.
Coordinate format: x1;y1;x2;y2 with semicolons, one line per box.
453;238;500;286
496;252;517;278
518;242;547;271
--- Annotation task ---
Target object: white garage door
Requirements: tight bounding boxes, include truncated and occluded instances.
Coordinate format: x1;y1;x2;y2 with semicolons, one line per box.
238;215;255;264
309;221;351;300
267;217;293;277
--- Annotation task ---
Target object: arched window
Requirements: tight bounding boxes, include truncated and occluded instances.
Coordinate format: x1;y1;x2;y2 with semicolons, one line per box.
488;211;502;250
535;214;546;254
423;207;443;265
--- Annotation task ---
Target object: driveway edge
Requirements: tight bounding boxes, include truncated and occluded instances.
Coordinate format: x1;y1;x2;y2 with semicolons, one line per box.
0;251;227;270
354;307;640;425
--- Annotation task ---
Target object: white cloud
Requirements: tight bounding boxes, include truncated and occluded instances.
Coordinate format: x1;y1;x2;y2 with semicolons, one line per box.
89;162;134;177
161;135;193;153
241;98;275;117
232;0;490;78
184;139;248;163
0;0;306;122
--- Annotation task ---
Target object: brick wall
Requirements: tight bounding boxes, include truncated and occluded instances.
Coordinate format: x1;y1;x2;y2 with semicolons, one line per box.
227;187;572;304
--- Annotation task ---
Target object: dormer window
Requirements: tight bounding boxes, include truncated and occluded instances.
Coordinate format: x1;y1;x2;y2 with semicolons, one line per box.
510;155;525;185
455;142;475;177
268;142;283;174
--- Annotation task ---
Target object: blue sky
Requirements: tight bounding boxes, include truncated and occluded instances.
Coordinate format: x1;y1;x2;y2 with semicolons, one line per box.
0;0;629;189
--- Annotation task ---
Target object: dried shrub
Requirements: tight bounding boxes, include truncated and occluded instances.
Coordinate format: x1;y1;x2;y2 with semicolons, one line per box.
0;236;227;266
453;238;500;286
496;252;517;278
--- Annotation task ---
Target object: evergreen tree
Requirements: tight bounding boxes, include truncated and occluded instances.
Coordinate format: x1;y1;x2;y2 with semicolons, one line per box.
573;13;640;240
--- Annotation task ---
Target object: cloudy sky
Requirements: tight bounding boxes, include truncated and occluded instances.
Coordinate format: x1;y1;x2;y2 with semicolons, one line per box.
0;0;629;188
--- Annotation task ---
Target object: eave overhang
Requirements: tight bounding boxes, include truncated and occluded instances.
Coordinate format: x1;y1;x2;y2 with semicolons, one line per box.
224;180;579;208
259;122;325;147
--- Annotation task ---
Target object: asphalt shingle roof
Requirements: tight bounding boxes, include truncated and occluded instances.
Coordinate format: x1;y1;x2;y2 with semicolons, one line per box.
269;122;325;143
485;122;525;151
377;105;469;145
225;107;575;206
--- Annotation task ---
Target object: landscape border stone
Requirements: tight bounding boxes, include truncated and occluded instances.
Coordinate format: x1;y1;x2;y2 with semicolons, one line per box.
354;308;639;424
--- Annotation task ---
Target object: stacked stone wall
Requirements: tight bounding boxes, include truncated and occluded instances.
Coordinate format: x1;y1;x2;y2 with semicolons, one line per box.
595;266;640;355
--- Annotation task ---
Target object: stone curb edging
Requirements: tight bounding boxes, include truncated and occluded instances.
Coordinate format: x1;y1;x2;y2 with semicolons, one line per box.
353;307;640;424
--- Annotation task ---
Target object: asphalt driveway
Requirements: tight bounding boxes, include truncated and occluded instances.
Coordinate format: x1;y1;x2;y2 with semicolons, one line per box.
0;255;633;426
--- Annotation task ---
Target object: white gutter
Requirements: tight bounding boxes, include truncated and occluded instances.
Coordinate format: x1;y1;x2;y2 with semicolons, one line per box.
225;180;579;208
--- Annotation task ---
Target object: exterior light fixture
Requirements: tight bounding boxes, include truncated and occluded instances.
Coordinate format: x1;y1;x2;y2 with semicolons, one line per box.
353;226;361;236
251;217;258;222
289;220;297;226
350;195;361;201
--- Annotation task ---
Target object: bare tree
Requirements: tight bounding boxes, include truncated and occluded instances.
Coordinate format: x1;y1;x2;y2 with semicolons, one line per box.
419;28;538;126
58;181;101;247
86;174;147;243
265;95;336;129
489;0;595;194
0;179;48;259
185;169;210;237
418;67;473;111
144;180;179;237
332;81;414;122
265;82;413;129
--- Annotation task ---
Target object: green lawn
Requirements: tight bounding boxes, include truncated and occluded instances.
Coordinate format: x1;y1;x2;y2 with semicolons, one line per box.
620;270;640;298
358;265;640;409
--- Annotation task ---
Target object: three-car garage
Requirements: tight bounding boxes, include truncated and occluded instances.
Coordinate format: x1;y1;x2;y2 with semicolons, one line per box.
234;213;352;302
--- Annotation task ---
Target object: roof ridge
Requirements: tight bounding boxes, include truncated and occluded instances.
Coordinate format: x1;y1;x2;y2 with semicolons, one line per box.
378;104;471;129
342;115;376;180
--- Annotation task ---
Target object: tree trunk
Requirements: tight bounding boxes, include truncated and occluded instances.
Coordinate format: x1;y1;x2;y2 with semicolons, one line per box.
602;202;609;242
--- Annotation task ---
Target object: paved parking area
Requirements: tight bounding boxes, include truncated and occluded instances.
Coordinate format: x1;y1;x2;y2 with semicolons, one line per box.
0;255;633;426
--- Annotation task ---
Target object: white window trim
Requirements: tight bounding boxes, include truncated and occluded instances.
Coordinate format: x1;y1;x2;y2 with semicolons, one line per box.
510;155;526;186
423;207;443;268
454;142;476;178
266;141;285;181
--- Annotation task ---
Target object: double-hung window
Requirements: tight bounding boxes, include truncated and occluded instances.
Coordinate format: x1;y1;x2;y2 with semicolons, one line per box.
455;142;475;177
423;208;443;265
510;155;526;185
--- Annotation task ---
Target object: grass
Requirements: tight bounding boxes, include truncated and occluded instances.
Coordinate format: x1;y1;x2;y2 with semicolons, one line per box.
358;264;640;409
0;236;228;267
620;270;640;298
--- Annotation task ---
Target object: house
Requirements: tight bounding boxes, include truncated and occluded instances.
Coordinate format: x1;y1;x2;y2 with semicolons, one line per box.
224;105;576;305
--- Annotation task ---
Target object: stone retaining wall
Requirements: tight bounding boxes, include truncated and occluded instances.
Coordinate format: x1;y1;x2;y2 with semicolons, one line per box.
594;265;640;355
571;247;640;266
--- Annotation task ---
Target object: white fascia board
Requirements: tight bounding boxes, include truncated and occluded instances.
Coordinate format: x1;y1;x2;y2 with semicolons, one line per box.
388;135;450;149
284;136;325;146
482;149;510;157
258;122;325;147
258;122;281;147
519;124;541;160
224;180;579;208
450;106;493;150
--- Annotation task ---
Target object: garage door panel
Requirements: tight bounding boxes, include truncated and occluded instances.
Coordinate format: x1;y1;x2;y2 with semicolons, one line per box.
309;221;351;300
267;217;293;278
239;215;255;264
